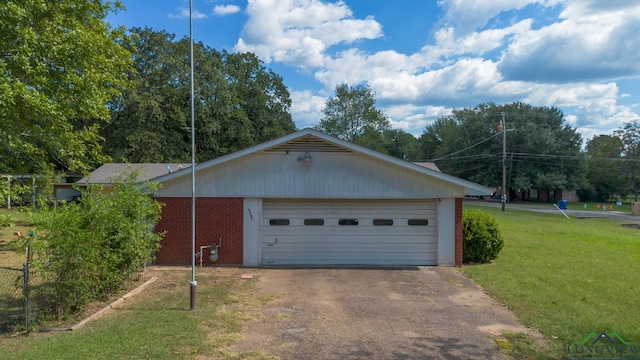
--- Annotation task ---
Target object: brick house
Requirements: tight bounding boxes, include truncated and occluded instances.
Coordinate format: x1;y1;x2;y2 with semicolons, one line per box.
147;129;492;267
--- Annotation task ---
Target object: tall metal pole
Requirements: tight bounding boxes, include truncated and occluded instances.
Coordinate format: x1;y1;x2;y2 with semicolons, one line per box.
501;112;506;212
189;0;197;310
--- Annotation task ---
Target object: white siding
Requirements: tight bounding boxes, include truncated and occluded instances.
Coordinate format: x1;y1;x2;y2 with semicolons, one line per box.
243;198;262;266
262;200;437;266
437;198;456;266
155;152;464;199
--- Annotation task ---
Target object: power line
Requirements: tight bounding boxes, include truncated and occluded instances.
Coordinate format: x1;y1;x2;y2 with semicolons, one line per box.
428;132;502;161
422;152;640;163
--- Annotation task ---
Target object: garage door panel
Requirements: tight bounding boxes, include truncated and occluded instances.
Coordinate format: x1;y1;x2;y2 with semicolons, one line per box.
262;243;437;253
263;255;437;266
263;211;437;220
262;257;437;265
263;228;437;238
263;235;437;245
262;253;436;263
264;200;435;210
262;200;437;266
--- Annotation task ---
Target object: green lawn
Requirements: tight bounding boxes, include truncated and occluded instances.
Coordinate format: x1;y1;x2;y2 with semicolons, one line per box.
0;269;273;360
462;204;640;358
561;201;631;212
485;199;634;212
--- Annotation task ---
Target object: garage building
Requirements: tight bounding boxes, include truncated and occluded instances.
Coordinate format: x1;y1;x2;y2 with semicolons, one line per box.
151;128;491;267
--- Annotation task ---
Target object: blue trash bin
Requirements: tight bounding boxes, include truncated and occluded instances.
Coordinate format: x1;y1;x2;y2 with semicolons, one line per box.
558;200;568;210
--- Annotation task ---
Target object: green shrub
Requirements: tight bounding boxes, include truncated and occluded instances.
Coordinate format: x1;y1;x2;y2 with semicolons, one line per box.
0;214;16;227
463;209;504;263
23;170;165;319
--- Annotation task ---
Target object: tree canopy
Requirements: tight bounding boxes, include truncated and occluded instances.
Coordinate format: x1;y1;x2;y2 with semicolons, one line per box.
615;121;640;201
316;83;390;144
316;83;422;159
0;0;132;173
103;27;296;163
582;134;626;201
420;102;584;192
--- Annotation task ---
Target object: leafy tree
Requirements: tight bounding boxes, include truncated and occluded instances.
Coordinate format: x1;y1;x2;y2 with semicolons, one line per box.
0;0;132;173
615;121;640;201
420;102;584;195
582;135;626;201
378;128;422;161
317;83;390;145
104;27;295;163
23;170;164;319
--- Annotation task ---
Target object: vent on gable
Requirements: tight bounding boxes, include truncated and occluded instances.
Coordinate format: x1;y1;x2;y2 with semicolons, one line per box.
266;134;354;153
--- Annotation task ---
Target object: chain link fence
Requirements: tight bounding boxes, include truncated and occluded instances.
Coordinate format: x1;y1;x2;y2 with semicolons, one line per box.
0;249;46;334
0;263;27;333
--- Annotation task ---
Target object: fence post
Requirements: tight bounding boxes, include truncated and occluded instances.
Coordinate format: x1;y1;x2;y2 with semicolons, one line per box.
23;246;30;334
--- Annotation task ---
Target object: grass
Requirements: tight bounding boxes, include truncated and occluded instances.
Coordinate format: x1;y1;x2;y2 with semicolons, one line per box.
561;201;631;212
0;208;35;332
483;199;635;212
0;208;33;268
0;268;273;360
461;204;640;359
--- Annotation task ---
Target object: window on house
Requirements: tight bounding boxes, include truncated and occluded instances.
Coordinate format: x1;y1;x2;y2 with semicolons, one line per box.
373;219;394;226
338;219;359;225
269;219;290;226
304;219;324;225
408;219;429;226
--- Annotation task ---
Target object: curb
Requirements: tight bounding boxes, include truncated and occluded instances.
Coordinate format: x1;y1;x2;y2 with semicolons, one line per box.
70;276;158;331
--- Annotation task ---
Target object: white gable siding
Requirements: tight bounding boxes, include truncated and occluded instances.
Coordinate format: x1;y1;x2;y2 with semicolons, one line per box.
155;151;465;199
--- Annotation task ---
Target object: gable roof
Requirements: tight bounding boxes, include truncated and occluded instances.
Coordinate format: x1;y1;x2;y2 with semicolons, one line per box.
79;163;192;185
153;128;492;196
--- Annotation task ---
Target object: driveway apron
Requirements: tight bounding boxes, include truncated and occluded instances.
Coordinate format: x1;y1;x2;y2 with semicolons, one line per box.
229;267;537;359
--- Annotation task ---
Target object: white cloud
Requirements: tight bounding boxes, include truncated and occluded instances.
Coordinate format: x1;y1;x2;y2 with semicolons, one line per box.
386;105;453;135
235;0;382;68
213;4;241;16
498;1;640;82
168;8;208;19
251;0;640;139
436;0;560;35
290;90;327;129
422;20;532;62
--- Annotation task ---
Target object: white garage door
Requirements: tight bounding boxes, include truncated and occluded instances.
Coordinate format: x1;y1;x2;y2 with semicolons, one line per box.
262;200;437;266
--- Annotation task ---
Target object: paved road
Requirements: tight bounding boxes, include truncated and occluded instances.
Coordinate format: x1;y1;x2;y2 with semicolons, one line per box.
465;199;640;222
229;268;541;359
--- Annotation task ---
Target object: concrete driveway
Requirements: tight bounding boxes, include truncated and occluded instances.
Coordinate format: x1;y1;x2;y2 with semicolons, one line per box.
229;267;540;359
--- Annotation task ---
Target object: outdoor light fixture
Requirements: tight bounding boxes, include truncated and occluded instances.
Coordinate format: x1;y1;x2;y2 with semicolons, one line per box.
297;151;312;166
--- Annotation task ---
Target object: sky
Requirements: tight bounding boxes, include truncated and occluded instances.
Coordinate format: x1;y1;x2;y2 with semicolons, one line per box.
107;0;640;142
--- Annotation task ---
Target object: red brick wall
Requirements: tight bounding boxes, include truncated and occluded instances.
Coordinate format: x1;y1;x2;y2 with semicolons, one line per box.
455;197;463;266
154;197;243;265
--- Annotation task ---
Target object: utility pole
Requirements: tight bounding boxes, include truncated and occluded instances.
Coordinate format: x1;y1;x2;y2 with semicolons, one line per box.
189;0;197;310
501;112;506;212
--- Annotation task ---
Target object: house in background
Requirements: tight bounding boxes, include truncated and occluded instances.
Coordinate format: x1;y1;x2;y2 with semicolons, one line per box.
514;188;580;202
76;163;192;186
145;128;492;267
53;163;191;204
